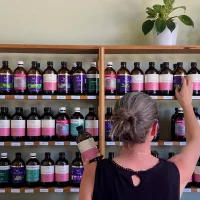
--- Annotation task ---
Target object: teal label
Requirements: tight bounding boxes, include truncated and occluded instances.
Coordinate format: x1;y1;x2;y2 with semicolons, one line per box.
87;74;99;93
70;119;84;136
26;165;40;182
0;166;10;183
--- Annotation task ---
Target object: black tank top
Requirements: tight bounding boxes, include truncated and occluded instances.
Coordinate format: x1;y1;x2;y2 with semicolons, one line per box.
93;159;180;200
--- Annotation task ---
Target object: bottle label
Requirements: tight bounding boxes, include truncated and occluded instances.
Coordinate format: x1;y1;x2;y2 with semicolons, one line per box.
26;165;40;182
27;120;41;136
173;75;185;89
41;166;54;183
72;73;86;92
71;166;84;183
55;165;69;182
85;120;98;136
56;120;69;136
78;138;100;160
188;74;200;90
175;120;185;136
105;74;116;90
145;74;159;91
70;119;84;137
14;74;26;90
41;120;55;136
0;120;10;136
131;75;144;91
194;166;200;182
0;166;10;183
27;74;42;92
57;74;71;92
159;74;173;90
11;120;25;136
105;120;113;138
0;74;13;91
117;74;131;93
43;74;57;91
11;166;25;183
87;74;99;93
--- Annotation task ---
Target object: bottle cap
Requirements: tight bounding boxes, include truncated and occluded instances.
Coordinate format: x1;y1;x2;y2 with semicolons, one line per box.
1;107;8;113
47;61;53;66
1;153;7;157
18;61;24;65
45;152;51;156
76;152;81;158
31;107;37;112
107;62;113;66
37;63;40;68
177;62;183;66
178;107;183;112
89;107;94;112
59;107;66;112
59;152;65;157
193;107;198;112
61;61;67;66
134;62;140;66
75;107;80;112
108;152;114;157
30;153;36;157
16;152;21;157
107;107;112;112
163;62;169;66
76;61;82;66
121;62;127;65
72;63;77;68
168;152;175;158
175;107;178;112
31;61;37;66
149;62;155;66
191;62;197;67
91;62;96;67
2;61;8;65
44;107;51;112
173;64;177;69
16;107;23;112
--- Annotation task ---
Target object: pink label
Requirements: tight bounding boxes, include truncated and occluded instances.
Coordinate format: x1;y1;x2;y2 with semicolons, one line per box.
0;128;10;136
42;128;55;136
194;174;200;182
159;82;173;90
11;128;25;136
55;173;69;182
131;83;144;91
145;82;159;91
43;82;57;90
105;74;116;90
85;128;98;136
27;128;41;136
82;147;99;161
193;82;200;90
41;174;54;182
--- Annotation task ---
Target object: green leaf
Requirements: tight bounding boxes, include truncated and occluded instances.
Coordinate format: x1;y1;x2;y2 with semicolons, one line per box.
172;6;186;12
178;15;194;27
142;20;155;35
153;5;162;13
163;0;175;6
166;19;176;32
146;7;157;18
155;18;166;34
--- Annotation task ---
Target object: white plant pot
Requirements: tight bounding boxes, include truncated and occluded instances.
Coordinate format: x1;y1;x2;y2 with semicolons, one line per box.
153;25;178;46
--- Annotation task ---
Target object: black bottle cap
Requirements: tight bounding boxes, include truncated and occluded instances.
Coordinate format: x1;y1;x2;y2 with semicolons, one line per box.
31;61;37;66
191;62;197;67
76;125;84;133
149;62;155;66
121;62;127;65
31;107;37;112
45;152;51;156
163;62;169;66
37;63;40;68
177;62;183;66
2;61;8;65
151;150;159;158
76;61;82;67
44;107;51;112
175;107;178;112
134;62;140;66
59;152;65;157
1;107;8;112
89;107;94;112
107;107;112;112
160;64;163;69
16;152;21;157
168;152;175;158
15;107;23;112
173;64;177;69
61;61;67;66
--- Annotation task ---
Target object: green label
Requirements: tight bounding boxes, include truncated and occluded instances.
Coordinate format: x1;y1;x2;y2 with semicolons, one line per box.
0;166;10;183
87;75;99;93
70;119;84;136
26;165;40;182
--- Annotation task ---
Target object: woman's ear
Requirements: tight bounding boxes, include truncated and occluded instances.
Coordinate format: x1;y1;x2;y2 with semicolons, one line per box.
151;122;158;136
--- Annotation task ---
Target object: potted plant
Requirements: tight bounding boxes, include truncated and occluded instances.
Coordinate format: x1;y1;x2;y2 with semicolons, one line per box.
142;0;194;45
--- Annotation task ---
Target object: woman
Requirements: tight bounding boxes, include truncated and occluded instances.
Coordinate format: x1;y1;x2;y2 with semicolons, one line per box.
80;77;200;200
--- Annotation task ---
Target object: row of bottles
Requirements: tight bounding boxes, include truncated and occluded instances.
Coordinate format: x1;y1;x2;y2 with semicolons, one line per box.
105;62;200;96
0;61;99;95
0;107;98;141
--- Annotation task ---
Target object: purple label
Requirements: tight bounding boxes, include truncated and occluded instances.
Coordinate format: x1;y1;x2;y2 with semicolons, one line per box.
105;120;113;137
0;74;13;91
71;166;84;183
11;166;25;184
27;75;42;92
57;75;71;92
175;120;185;136
72;74;86;91
117;75;131;93
173;75;185;90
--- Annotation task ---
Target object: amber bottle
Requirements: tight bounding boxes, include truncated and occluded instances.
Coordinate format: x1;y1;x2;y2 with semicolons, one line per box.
105;62;116;95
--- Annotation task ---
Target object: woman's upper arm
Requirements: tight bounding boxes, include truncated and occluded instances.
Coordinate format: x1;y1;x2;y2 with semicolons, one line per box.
79;162;97;200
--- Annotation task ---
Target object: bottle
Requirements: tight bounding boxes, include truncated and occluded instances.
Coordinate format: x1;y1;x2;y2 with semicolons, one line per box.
0;153;11;187
41;107;55;141
174;107;185;141
173;62;186;92
130;62;144;92
26;153;40;188
43;61;57;95
159;63;163;73
194;157;200;187
27;107;41;141
85;108;99;141
86;62;99;95
41;152;54;187
36;63;43;74
70;107;84;141
0;107;11;141
76;125;101;163
56;107;70;141
55;152;69;187
13;61;27;95
72;62;86;95
116;62;131;95
11;107;26;141
194;107;200;124
171;108;178;140
159;62;173;96
187;62;200;96
57;62;71;95
151;151;159;158
145;62;159;95
11;153;25;188
108;152;114;160
105;62;116;95
0;61;13;94
168;152;174;159
152;120;159;142
70;63;77;95
173;64;177;73
105;107;113;141
27;61;42;95
71;152;84;187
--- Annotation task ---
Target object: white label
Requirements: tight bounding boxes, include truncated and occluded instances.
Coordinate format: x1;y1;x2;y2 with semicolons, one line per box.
0;189;5;193
0;95;5;99
0;166;10;170
151;96;158;99
43;74;57;83
42;120;55;128
131;74;144;83
193;96;200;99
14;95;24;99
78;138;98;153
120;142;123;146
70;142;77;145
11;189;20;193
106;96;115;99
87;74;99;78
85;120;98;129
41;166;54;174
71;188;79;192
159;74;173;83
57;96;66;99
87;96;96;99
184;188;191;193
55;142;64;146
27;120;41;128
25;189;34;193
71;96;80;99
42;95;51;99
40;189;48;192
120;96;123;98
26;165;40;170
180;142;186;146
188;74;200;82
0;120;10;128
163;96;173;99
145;74;159;83
11;120;25;128
164;142;173;146
151;142;158;146
24;142;34;146
0;142;4;146
11;142;20;146
197;189;200;192
54;189;63;193
55;165;69;174
39;142;48;146
28;95;37;99
194;166;200;175
106;142;115;145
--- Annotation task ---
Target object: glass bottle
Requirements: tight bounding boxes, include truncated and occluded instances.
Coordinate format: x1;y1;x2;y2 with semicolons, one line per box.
194;107;200;124
130;62;144;92
0;61;13;95
0;107;11;141
36;63;43;74
105;107;113;141
172;64;177;73
194;157;200;187
105;62;116;95
187;62;200;96
86;62;99;95
27;61;42;95
116;62;131;95
168;152;174;159
11;107;26;141
26;153;40;188
70;107;84;141
41;107;55;141
85;107;98;141
41;152;54;187
159;63;163;73
13;61;27;95
171;108;178;141
152;120;159;142
57;61;71;95
56;107;70;141
11;152;25;188
71;152;84;187
0;153;11;187
55;152;69;187
43;61;57;95
70;63;77;95
72;62;86;95
27;107;41;141
159;62;173;96
108;152;114;160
